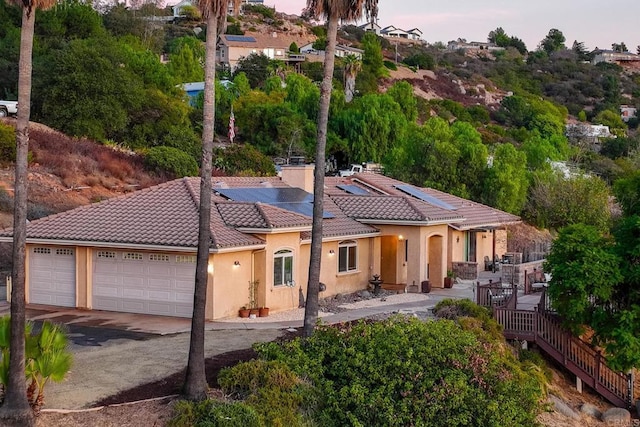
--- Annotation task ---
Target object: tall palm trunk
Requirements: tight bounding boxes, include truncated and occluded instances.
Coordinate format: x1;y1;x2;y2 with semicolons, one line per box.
183;13;217;401
303;16;338;338
0;6;36;427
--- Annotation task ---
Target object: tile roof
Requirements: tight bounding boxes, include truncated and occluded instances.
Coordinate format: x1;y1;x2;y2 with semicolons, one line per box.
216;202;312;229
0;172;519;251
346;174;520;229
219;32;312;50
0;178;264;250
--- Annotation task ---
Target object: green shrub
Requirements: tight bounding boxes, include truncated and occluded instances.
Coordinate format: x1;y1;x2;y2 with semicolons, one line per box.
218;360;312;427
383;60;397;70
144;146;198;178
169;400;261;427
0;122;15;162
256;316;544;427
213;144;275;176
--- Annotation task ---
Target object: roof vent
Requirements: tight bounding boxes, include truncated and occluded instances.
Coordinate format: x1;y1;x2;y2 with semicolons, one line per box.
272;32;277;38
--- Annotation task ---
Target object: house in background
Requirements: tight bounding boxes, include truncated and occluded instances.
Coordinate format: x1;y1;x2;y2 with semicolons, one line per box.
216;32;308;70
566;123;615;152
621;105;637;122
0;168;519;320
591;49;640;67
447;40;504;52
299;43;364;60
358;21;381;35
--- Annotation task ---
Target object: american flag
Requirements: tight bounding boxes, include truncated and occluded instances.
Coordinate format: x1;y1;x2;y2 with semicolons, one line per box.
228;107;235;142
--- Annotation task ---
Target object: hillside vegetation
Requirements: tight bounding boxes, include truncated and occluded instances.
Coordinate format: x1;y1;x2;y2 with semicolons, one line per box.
0;1;639;235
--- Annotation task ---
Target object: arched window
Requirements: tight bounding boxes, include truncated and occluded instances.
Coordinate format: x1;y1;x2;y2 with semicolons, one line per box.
338;240;357;273
274;249;293;286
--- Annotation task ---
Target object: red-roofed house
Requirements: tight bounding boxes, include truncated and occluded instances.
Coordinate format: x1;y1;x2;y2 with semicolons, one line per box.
0;167;519;319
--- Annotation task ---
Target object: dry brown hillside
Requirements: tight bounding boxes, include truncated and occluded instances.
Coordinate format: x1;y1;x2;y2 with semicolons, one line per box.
0;118;165;230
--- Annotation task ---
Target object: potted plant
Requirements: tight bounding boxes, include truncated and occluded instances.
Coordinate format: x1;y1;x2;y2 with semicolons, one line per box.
444;270;455;288
238;306;250;318
258;307;269;317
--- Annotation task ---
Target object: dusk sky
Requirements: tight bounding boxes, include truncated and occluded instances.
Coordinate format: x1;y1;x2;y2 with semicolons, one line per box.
268;0;640;52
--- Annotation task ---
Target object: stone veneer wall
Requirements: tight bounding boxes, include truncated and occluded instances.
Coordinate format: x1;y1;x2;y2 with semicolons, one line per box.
501;260;545;286
452;261;478;280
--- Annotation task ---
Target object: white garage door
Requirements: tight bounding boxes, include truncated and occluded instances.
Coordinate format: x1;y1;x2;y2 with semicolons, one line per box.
29;246;76;307
92;250;196;317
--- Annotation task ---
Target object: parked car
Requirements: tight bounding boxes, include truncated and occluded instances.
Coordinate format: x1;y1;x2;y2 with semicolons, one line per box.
0;100;18;117
338;162;384;177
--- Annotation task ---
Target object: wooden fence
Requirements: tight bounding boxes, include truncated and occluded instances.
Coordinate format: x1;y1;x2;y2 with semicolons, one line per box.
482;288;634;408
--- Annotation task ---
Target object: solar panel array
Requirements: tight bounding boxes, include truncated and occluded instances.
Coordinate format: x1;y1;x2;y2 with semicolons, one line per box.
216;188;334;219
394;185;457;211
225;35;257;43
337;184;370;196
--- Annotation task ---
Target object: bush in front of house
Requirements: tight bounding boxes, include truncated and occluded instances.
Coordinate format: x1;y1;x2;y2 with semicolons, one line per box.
218;360;314;427
255;316;545;427
144;146;198;178
169;400;261;427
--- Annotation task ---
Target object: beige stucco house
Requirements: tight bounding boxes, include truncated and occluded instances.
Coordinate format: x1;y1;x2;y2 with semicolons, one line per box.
0;167;519;320
216;32;309;71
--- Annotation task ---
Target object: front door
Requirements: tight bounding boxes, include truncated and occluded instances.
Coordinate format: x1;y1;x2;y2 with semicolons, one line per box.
380;236;397;284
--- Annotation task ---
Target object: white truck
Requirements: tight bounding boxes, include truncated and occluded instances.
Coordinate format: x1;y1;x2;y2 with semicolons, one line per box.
339;162;383;177
0;100;18;117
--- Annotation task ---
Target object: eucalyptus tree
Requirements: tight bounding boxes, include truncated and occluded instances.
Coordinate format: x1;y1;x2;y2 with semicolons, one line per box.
303;0;378;338
183;0;241;401
0;0;56;424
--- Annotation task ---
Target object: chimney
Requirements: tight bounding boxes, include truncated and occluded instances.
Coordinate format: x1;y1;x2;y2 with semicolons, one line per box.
280;164;315;194
272;32;277;38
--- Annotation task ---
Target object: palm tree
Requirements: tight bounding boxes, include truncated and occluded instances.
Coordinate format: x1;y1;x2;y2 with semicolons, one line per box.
0;0;56;424
25;321;72;413
303;0;378;338
183;0;241;401
343;54;362;102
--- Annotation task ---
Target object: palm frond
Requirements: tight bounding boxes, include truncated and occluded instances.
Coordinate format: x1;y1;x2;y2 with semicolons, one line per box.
306;0;378;22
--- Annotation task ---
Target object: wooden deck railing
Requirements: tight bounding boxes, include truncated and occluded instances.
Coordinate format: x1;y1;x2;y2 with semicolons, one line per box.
482;288;634;408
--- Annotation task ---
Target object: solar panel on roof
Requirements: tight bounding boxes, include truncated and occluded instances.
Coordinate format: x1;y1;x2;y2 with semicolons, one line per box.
225;35;257;43
394;185;457;211
337;184;370;195
216;188;334;219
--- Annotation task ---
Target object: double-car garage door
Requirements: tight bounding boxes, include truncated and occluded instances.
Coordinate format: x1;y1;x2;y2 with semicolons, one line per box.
29;246;196;318
92;250;196;317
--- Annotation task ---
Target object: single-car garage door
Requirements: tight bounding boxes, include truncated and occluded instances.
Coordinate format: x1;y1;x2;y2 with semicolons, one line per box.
29;246;76;307
92;250;196;317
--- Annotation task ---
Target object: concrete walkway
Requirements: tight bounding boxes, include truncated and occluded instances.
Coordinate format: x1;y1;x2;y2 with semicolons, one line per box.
0;283;477;410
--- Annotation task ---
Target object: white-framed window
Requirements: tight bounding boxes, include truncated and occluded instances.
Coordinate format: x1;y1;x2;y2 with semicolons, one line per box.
149;254;170;262
56;248;74;256
97;251;116;259
123;252;143;261
176;255;197;264
273;249;293;287
33;247;51;255
338;240;357;273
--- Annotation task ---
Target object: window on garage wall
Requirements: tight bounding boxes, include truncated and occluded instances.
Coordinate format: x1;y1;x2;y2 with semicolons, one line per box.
273;249;293;287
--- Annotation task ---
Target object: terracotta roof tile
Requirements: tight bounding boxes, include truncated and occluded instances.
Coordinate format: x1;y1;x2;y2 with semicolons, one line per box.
0;178;264;250
331;195;425;221
349;174;520;229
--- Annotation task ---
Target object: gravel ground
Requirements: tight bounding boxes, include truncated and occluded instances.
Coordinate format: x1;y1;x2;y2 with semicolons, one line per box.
214;290;430;324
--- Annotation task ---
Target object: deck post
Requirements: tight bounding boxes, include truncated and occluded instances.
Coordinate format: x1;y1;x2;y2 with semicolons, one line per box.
595;351;601;391
576;376;583;394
